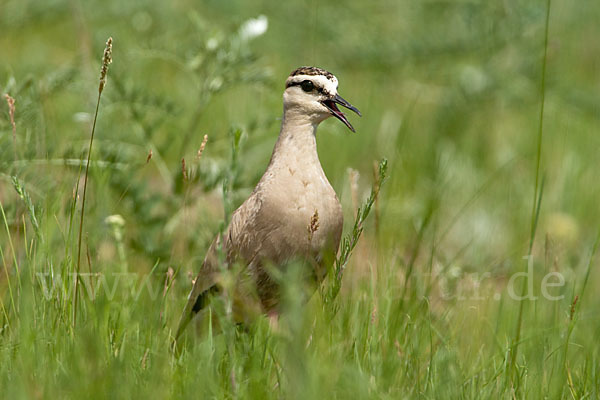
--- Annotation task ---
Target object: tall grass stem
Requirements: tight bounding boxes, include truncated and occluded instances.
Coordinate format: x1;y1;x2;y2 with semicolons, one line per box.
74;37;112;328
509;0;551;385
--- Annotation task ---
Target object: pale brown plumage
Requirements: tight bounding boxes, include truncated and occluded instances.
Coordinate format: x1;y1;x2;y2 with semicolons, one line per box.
174;67;360;339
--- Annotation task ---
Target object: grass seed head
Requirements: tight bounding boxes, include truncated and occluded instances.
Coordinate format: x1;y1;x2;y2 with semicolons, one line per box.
4;93;15;125
307;209;320;242
181;158;188;180
570;295;579;321
197;134;208;160
99;37;113;93
5;93;16;159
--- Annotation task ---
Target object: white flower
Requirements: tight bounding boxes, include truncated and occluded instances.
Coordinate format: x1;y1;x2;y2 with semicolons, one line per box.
73;112;92;123
206;37;219;51
459;65;488;94
239;15;268;41
105;214;125;228
208;76;223;91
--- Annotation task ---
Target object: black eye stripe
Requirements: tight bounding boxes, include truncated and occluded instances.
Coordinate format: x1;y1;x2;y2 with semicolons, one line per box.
286;81;324;93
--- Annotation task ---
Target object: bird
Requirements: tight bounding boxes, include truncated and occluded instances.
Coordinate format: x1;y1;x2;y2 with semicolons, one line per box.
174;66;361;340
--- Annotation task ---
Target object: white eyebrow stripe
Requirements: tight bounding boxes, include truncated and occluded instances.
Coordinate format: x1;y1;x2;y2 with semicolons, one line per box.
286;74;338;95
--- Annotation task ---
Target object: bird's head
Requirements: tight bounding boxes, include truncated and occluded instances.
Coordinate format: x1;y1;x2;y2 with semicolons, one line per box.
283;66;361;132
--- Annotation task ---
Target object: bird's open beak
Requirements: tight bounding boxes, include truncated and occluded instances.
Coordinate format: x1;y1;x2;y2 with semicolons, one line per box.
321;94;361;132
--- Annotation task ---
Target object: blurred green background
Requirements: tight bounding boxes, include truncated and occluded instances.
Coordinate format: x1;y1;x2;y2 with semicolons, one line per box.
1;0;600;398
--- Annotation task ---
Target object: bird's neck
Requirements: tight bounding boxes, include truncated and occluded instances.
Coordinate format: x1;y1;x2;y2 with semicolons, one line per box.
268;109;322;169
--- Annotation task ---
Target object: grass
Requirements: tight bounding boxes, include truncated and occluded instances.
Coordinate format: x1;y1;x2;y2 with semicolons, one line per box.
1;0;600;398
74;36;112;329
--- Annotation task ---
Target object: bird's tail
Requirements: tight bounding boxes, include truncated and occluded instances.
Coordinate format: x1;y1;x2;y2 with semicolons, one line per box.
173;284;220;342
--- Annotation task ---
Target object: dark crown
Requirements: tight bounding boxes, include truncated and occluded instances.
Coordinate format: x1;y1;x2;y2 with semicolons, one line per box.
289;66;335;81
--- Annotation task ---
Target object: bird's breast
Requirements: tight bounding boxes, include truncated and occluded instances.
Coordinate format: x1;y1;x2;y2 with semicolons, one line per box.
258;166;343;262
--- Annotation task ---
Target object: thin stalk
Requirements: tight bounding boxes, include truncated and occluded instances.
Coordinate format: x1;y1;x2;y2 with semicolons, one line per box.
73;37;112;328
325;158;387;305
1;201;21;314
4;94;17;162
509;0;551;386
558;229;600;395
579;227;600;299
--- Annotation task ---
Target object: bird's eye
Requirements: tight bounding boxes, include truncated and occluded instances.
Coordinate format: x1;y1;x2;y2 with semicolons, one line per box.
301;80;314;92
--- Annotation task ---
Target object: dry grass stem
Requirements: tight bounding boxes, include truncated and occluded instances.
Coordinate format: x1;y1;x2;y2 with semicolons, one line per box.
348;168;359;214
4;94;17;160
141;348;150;370
99;37;113;94
163;267;174;298
85;241;95;299
373;160;380;236
570;295;579;321
197;134;208;160
181;158;188;181
307;209;320;242
74;36;113;328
